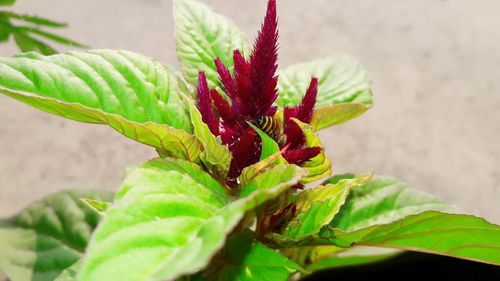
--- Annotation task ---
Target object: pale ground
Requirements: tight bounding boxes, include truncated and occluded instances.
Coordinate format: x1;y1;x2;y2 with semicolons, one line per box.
0;0;499;227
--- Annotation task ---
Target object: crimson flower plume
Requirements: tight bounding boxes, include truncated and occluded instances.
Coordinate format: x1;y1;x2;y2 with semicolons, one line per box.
196;0;321;183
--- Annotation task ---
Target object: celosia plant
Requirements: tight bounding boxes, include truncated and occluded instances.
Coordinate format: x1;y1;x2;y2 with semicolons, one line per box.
0;0;498;280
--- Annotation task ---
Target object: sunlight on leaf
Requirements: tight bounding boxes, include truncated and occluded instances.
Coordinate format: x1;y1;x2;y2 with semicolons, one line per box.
79;159;305;281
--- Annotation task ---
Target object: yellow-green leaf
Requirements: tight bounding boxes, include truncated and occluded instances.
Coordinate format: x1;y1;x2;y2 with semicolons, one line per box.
277;55;373;130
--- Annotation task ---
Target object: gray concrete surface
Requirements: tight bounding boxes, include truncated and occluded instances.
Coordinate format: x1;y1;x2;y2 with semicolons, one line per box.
0;0;499;229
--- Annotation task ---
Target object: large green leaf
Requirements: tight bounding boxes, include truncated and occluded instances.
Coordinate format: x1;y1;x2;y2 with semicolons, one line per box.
325;175;455;231
0;50;202;161
277;55;373;130
174;0;251;91
0;189;113;281
317;176;500;265
78;158;305;281
278;175;371;243
205;231;305;281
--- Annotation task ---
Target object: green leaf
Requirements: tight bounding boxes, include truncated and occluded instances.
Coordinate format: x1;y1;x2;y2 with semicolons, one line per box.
317;176;500;265
190;104;231;179
248;123;281;161
0;0;15;6
17;26;88;48
326;175;455;232
277;55;373;130
206;231;305;281
174;0;251;91
0;50;202;161
80;198;111;215
238;149;286;187
278;175;371;242
0;11;67;27
305;246;401;271
292;119;331;183
310;103;370;131
13;31;56;55
283;245;401;272
0;189;113;281
0;20;10;42
78;158;305;281
54;260;81;281
239;164;306;200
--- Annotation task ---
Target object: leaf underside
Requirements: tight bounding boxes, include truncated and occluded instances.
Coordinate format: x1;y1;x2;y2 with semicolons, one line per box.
0;189;113;281
0;50;200;160
317;175;500;266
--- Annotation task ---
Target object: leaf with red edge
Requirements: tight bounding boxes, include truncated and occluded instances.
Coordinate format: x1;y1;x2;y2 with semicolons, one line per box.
292;119;332;183
277;55;373;131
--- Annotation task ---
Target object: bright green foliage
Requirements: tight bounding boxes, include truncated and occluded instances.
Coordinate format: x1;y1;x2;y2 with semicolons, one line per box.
318;176;500;265
239;164;306;199
311;103;370;131
321;211;500;265
326;175;455;231
190;104;232;179
277;55;373;130
292;119;331;183
78;158;305;281
0;50;203;160
249;123;281;161
238;150;287;187
174;0;251;91
205;231;305;281
279;175;371;242
0;190;113;281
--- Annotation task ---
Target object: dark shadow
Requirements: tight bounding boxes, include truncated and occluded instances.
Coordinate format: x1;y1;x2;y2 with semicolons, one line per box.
303;252;500;280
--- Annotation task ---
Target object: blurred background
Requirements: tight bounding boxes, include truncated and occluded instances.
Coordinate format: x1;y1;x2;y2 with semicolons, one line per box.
0;0;499;226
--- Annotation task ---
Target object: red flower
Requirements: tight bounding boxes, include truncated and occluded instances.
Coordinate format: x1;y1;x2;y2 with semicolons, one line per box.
197;0;321;181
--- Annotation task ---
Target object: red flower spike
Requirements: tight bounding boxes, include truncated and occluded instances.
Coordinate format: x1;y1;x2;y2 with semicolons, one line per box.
296;78;318;124
283;147;322;166
195;0;320;182
283;108;305;149
210;89;234;123
196;72;219;136
215;59;236;99
283;78;318;149
231;50;250;116
228;127;262;179
246;0;279;118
